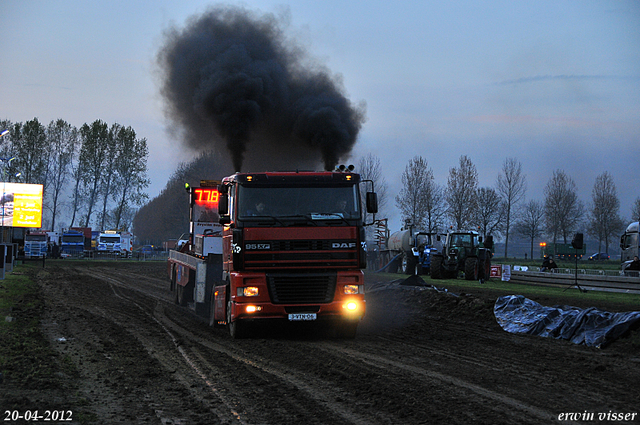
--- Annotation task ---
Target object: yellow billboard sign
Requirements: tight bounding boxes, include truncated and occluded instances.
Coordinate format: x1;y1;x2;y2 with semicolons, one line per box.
1;183;44;228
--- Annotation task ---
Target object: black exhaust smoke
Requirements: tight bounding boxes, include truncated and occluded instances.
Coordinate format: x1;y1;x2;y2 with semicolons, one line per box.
156;5;366;171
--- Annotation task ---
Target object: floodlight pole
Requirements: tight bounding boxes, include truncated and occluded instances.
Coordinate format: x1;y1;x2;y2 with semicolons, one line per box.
0;157;16;243
0;130;9;244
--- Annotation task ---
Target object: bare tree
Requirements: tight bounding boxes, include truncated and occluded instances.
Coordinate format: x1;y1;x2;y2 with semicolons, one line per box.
111;125;150;230
395;156;434;230
97;124;122;230
496;157;527;258
79;120;111;228
475;187;505;240
632;197;640;222
514;199;545;259
543;170;584;244
10;118;49;184
446;155;478;230
46;119;78;231
423;178;447;234
587;172;624;253
357;153;388;223
0;119;13;158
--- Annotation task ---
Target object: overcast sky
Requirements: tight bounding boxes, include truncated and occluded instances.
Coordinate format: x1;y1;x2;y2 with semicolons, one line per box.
1;0;638;231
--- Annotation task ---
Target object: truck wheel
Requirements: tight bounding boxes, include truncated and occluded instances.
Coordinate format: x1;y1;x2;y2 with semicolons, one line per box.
464;257;479;281
227;300;247;338
337;321;358;339
430;255;443;279
176;284;187;306
208;294;217;327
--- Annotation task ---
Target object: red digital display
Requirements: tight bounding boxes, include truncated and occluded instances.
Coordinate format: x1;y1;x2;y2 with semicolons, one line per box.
194;188;220;206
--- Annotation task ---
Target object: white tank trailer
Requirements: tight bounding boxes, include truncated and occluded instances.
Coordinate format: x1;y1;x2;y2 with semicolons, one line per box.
384;229;435;275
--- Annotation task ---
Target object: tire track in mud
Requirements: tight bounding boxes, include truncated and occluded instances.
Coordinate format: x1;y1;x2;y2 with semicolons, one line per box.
82;269;248;425
87;267;552;424
154;307;393;425
314;341;557;423
83;267;384;425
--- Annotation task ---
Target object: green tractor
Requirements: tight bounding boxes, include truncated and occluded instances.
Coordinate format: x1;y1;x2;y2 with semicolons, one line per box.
430;230;493;281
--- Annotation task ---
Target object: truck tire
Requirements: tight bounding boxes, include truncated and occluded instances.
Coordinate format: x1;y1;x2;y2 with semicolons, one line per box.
430;255;443;279
227;300;247;339
176;284;188;306
337;321;358;339
464;257;479;281
208;293;217;327
170;267;176;293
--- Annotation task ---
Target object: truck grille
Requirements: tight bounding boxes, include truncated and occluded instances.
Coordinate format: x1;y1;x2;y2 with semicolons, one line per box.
267;273;336;304
244;239;358;270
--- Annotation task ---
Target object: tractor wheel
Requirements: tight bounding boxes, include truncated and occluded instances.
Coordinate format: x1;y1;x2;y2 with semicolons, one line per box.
464;257;479;281
388;254;399;273
430;255;443;279
401;252;417;275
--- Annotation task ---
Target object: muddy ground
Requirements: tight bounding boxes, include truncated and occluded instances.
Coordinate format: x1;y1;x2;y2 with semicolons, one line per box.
2;261;639;424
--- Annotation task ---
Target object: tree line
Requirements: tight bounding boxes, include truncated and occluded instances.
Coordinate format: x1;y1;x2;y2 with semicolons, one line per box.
0;118;150;232
364;154;639;259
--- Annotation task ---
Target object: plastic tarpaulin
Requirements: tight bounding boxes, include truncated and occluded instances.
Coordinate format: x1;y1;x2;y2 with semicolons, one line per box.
494;295;640;348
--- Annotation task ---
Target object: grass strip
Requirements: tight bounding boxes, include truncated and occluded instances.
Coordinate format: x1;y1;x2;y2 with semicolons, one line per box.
371;271;640;311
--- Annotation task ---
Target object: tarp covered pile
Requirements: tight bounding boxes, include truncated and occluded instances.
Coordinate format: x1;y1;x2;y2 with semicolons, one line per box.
494;295;640;348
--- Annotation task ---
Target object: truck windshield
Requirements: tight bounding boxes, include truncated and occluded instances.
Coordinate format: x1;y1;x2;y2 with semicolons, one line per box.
62;235;83;243
100;236;120;244
237;185;360;222
26;235;47;241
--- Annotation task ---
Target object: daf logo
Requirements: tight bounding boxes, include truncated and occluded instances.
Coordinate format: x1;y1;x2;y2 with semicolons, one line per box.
332;242;356;249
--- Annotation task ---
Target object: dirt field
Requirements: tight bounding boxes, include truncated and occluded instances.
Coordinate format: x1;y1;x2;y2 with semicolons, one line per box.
2;261;639;424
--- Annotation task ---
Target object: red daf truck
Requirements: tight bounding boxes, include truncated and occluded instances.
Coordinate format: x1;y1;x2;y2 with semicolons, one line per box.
168;171;377;338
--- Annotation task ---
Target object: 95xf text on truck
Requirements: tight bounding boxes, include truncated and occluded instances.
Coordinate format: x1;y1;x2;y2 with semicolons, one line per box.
167;171;377;338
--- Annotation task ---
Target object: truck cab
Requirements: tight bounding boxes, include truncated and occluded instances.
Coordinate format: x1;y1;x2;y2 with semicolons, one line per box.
216;171;377;337
24;231;48;258
98;231;121;253
620;221;639;270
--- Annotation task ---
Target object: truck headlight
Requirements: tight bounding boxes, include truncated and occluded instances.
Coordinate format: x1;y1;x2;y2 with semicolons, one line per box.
343;284;362;295
237;286;259;297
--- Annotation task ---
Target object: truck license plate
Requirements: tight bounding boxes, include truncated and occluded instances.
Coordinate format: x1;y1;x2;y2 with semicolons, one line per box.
288;313;317;321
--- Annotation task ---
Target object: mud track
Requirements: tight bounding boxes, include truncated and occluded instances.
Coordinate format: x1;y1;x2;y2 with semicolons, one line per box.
17;262;640;423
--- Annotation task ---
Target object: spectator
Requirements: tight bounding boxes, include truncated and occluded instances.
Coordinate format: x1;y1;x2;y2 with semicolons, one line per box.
628;255;640;271
541;255;558;272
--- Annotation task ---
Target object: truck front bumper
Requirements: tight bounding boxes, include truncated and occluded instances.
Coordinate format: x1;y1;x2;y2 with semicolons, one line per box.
230;298;365;322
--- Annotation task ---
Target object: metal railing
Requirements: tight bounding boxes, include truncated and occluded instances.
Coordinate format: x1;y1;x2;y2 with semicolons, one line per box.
56;251;169;261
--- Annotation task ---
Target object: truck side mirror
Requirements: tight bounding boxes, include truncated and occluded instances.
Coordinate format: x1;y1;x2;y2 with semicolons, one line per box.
217;184;229;216
366;192;378;214
218;195;228;216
